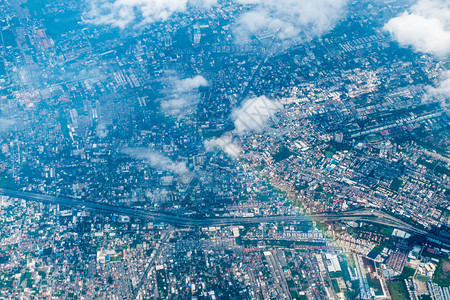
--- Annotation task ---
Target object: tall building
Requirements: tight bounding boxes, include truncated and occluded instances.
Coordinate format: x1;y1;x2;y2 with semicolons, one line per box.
193;24;201;44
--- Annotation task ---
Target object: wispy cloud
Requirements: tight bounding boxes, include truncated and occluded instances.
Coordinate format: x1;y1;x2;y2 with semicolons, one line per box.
425;70;450;111
204;95;283;157
160;74;209;116
122;147;191;178
204;134;242;157
175;75;209;93
85;0;347;47
0;118;15;132
384;0;450;57
85;0;217;28
234;0;347;44
231;96;283;135
384;0;450;111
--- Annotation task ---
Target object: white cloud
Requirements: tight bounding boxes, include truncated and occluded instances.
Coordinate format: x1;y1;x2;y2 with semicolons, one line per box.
176;75;209;93
425;70;450;111
85;0;185;28
384;0;450;110
384;0;450;57
0;118;14;132
204;134;242;157
85;0;216;28
122;147;190;177
160;74;208;116
204;95;283;158
85;0;345;44
160;97;190;111
234;0;347;44
191;0;217;8
231;95;283;135
96;123;108;138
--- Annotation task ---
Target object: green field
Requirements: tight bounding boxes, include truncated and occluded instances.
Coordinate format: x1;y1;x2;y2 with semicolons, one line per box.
367;135;382;142
0;172;16;189
387;281;409;300
272;146;294;162
434;258;450;287
332;279;341;293
397;266;416;279
390;178;403;191
415;275;430;282
366;274;383;296
368;245;384;258
381;227;394;235
417;158;450;176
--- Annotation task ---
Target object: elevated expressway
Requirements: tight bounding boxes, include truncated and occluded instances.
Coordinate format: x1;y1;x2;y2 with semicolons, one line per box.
0;188;432;238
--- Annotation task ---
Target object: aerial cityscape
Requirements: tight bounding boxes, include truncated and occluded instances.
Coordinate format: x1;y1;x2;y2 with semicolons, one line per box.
0;0;449;299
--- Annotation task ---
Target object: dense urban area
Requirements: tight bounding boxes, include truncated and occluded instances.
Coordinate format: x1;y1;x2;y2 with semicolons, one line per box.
0;0;449;299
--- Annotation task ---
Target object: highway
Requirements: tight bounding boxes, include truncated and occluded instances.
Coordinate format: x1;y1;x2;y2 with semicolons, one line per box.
132;231;169;300
0;188;429;236
238;29;280;103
